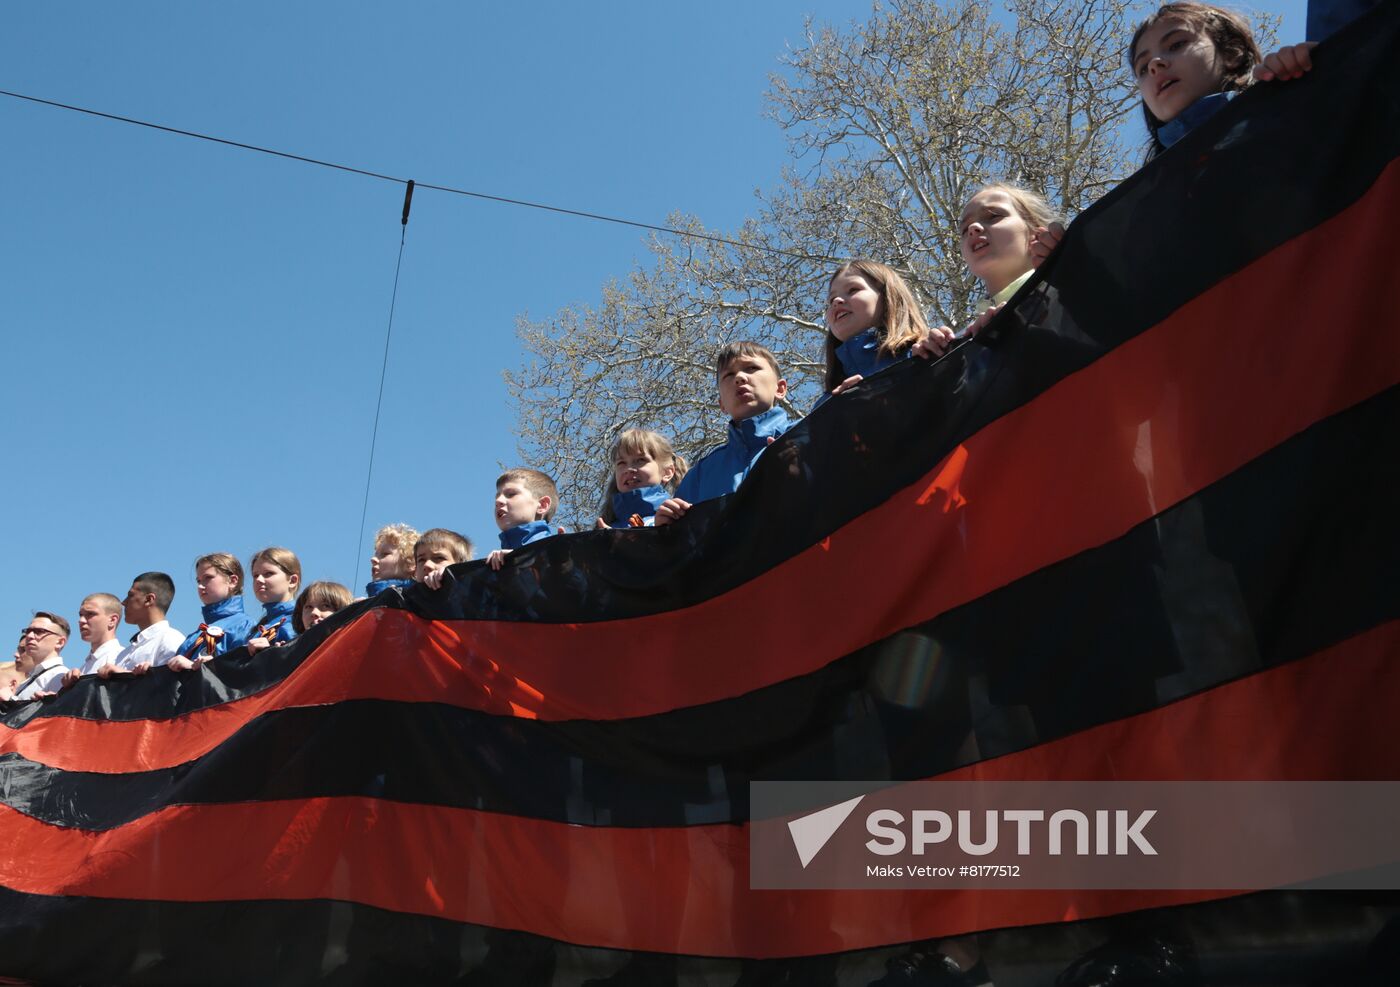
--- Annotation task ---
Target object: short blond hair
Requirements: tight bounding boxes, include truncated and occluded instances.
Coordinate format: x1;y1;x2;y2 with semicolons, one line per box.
81;592;122;616
496;468;559;521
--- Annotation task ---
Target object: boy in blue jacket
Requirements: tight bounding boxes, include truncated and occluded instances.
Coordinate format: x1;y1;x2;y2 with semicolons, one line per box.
656;341;790;525
488;468;560;569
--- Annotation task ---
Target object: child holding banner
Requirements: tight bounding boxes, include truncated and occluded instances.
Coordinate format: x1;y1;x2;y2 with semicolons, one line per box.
594;429;688;529
167;552;256;671
246;547;301;654
819;259;954;403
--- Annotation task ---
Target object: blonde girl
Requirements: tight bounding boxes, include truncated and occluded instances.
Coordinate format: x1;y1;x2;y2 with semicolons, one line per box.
595;429;688;529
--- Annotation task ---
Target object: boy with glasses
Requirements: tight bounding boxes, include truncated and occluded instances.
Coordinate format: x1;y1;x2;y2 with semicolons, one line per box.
3;613;71;701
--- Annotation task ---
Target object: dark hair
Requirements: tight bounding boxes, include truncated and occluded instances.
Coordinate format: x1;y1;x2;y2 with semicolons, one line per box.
32;611;71;639
1130;3;1261;158
132;571;176;613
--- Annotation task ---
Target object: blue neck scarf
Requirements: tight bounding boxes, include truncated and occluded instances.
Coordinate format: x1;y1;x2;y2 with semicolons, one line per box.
365;578;414;597
610;484;670;527
1158;91;1235;150
200;595;247;624
728;405;790;455
834;327;904;379
499;519;555;550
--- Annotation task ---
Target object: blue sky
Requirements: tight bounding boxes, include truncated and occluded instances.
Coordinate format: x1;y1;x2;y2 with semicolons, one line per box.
1;1;1305;656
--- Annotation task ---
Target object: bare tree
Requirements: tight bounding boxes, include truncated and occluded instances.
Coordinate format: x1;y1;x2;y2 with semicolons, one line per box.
509;0;1150;528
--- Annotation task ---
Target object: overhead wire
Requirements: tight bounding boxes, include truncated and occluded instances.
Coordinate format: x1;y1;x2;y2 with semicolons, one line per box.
352;181;414;591
0;88;822;261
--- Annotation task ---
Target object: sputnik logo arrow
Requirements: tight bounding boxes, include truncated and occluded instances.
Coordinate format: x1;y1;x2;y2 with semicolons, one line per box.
787;795;866;868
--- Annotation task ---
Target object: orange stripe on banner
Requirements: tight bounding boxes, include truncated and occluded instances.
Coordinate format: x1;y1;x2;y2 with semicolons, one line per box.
5;160;1399;771
2;622;1394;957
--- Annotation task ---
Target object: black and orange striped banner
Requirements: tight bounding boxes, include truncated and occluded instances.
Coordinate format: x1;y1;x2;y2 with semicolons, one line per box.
2;6;1399;983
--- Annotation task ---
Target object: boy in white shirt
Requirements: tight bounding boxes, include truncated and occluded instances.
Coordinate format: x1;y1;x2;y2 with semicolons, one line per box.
62;592;124;687
101;572;185;677
4;612;71;700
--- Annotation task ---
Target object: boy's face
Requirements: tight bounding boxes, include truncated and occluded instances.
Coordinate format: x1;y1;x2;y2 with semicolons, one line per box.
495;482;550;531
18;616;65;669
718;354;787;421
371;538;411;581
414;544;458;583
77;600;118;644
122;582;153;626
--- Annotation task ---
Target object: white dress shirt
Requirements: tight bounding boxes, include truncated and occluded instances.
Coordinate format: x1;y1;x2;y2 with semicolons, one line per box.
14;656;69;699
78;638;124;676
113;620;186;671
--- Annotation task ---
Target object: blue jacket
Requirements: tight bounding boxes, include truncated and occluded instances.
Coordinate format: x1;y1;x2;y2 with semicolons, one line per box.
814;328;909;411
252;599;298;645
500;520;556;550
178;596;257;658
609;484;670;528
835;327;907;379
1158;91;1235;150
365;577;414;597
675;405;790;505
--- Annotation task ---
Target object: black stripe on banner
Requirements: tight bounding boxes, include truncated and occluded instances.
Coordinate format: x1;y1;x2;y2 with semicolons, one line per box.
5;388;1394;831
0;885;1393;985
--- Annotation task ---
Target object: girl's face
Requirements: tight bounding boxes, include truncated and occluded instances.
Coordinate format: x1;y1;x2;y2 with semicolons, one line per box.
614;450;675;493
252;560;298;604
195;564;237;606
1133;17;1225;124
960;189;1034;296
825;271;884;342
301;600;337;629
